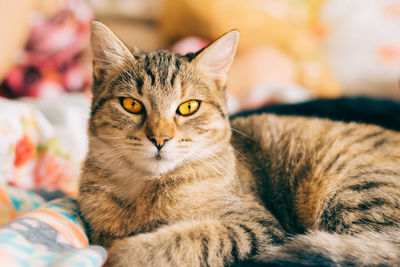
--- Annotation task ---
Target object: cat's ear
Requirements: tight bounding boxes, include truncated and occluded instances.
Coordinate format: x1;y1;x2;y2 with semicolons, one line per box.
90;21;134;81
193;30;239;87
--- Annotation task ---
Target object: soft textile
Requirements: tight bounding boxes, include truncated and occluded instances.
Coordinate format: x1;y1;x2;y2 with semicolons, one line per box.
0;96;106;266
0;186;106;267
0;96;89;195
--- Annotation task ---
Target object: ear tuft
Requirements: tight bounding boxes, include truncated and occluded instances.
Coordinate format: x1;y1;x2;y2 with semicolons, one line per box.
90;21;134;81
193;30;239;87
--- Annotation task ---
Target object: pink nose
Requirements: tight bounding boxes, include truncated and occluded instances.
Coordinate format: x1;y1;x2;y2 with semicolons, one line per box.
148;135;171;150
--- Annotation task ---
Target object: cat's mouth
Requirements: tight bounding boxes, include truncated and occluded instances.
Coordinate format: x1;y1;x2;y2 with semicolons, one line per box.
152;151;168;161
142;150;179;175
146;148;176;165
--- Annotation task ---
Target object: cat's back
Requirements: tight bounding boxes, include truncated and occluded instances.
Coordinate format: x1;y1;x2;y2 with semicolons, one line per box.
232;113;400;149
230;113;400;232
231;113;400;172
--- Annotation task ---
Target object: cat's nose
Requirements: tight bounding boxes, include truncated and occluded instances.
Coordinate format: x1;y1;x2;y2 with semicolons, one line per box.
148;135;171;150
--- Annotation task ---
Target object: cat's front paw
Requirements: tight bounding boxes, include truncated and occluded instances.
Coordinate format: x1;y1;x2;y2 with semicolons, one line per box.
106;221;218;267
107;235;151;267
107;233;175;267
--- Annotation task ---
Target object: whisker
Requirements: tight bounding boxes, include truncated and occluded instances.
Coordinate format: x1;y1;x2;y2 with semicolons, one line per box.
230;127;256;142
231;146;247;160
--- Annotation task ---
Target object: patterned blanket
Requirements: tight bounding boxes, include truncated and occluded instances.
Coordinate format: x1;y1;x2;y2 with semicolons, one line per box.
0;96;106;266
0;186;106;267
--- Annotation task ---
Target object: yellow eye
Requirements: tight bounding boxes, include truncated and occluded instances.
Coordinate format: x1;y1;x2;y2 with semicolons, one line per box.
177;100;200;116
121;97;143;114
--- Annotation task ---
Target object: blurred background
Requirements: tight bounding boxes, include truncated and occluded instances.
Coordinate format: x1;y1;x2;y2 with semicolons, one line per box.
0;0;400;195
2;0;400;105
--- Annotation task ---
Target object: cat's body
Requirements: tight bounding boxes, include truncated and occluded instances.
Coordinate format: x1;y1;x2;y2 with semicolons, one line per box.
78;21;400;266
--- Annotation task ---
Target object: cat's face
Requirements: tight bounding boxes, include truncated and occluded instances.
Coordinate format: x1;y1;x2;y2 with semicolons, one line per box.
88;22;239;176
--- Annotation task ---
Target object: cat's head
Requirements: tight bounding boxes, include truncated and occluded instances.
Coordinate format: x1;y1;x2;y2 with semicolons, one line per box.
88;21;239;176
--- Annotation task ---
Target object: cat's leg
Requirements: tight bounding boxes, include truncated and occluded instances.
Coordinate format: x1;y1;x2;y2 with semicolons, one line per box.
107;204;286;267
78;187;138;248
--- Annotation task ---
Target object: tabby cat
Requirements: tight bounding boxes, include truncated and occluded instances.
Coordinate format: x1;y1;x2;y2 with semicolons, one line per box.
78;21;400;266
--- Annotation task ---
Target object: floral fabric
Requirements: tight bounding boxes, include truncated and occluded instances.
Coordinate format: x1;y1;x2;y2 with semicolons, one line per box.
0;97;78;195
0;96;103;266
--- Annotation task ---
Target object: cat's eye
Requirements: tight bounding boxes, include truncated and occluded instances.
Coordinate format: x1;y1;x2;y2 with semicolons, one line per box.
120;97;144;114
177;100;200;116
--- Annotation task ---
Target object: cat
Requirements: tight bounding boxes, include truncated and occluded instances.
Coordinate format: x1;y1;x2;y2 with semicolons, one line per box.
78;21;400;267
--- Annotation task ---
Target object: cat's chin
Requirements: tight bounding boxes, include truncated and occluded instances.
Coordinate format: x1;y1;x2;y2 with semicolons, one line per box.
134;157;181;176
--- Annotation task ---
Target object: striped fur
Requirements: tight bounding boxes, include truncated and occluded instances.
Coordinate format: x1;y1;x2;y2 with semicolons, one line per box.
78;21;400;266
231;114;400;266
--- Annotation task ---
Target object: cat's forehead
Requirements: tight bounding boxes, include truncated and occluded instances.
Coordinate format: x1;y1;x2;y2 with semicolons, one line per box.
136;49;186;66
113;50;204;98
136;50;183;90
133;50;185;97
135;49;187;74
